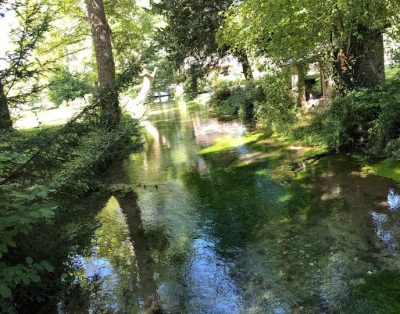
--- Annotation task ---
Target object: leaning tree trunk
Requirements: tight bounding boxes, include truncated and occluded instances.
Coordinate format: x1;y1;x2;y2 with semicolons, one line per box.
335;27;385;89
0;82;13;131
135;68;157;106
85;0;120;128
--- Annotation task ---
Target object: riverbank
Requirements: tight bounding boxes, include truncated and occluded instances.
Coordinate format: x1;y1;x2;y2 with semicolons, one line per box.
0;114;142;313
203;78;400;186
3;98;400;312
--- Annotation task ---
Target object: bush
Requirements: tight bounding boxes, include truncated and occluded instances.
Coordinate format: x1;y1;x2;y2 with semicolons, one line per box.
48;68;94;106
208;80;265;121
208;68;400;160
0;114;142;312
255;70;298;134
321;79;400;158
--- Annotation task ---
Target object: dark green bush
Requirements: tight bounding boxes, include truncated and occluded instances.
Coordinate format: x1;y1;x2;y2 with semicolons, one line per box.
0;114;142;312
255;70;298;134
48;68;94;106
321;79;400;158
208;80;265;121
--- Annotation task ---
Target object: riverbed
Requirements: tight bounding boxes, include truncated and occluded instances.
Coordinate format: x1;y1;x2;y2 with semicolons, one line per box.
56;99;400;313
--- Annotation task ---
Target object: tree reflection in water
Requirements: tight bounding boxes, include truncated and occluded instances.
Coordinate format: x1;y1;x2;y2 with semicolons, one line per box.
59;194;160;313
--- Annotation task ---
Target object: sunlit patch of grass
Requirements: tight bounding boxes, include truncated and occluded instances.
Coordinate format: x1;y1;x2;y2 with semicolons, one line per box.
19;125;63;136
200;132;262;154
362;159;400;183
277;192;293;203
386;66;400;80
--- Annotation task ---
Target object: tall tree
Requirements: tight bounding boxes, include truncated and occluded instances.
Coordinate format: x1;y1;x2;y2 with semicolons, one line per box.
0;0;51;131
219;0;400;90
85;0;119;128
0;82;12;130
152;0;252;94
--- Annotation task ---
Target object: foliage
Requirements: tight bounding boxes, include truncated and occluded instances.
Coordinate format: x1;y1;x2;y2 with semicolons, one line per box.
220;0;400;62
0;100;142;311
362;159;400;183
105;0;156;70
0;0;53;103
320;79;400;157
153;0;232;67
44;0;156;74
208;80;265;121
153;0;236;94
219;0;400;88
48;67;93;106
0;0;53;130
255;71;298;134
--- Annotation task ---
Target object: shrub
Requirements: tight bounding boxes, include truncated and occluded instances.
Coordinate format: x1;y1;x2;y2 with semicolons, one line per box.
321;79;400;158
208;80;265;121
0;114;142;312
48;68;94;106
255;70;298;134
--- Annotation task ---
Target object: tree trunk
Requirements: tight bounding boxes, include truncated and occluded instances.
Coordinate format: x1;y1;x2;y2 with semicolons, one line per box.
0;82;13;131
296;62;306;107
335;27;385;88
135;68;157;106
85;0;120;128
238;52;253;80
319;61;336;103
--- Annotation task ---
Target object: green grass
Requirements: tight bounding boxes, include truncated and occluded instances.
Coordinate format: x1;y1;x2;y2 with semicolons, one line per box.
200;132;262;154
362;159;400;183
385;66;400;81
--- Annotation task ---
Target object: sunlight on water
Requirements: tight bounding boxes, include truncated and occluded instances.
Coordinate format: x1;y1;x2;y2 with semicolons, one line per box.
388;188;400;211
184;237;243;313
371;189;400;253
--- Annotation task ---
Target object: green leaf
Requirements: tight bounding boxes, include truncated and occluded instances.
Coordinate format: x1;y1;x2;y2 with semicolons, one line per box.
0;284;12;298
26;256;33;264
40;261;54;272
29;274;41;283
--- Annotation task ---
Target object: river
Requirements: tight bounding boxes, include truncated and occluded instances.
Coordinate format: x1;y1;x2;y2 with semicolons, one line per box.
55;99;400;313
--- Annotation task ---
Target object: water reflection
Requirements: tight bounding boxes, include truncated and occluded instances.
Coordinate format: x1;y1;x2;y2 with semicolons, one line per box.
58;100;400;313
184;235;242;313
371;189;400;253
388;188;400;211
59;195;161;313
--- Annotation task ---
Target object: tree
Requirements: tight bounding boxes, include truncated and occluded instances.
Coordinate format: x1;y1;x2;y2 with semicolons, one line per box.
0;81;12;130
219;0;400;90
85;0;120;128
152;0;252;94
0;0;51;130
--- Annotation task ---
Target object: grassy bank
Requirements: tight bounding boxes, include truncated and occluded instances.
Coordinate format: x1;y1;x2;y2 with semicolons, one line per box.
206;70;400;184
362;159;400;183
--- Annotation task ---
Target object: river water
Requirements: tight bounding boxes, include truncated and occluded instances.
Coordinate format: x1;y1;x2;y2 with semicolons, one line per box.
57;100;400;313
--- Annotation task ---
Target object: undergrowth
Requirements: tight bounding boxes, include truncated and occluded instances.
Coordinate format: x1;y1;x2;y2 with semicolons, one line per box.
208;70;400;161
0;114;142;313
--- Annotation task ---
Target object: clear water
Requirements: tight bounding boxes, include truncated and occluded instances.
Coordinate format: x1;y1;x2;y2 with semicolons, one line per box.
58;100;400;313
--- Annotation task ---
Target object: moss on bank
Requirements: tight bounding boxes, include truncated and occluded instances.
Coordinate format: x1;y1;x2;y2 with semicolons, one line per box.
362;159;400;184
